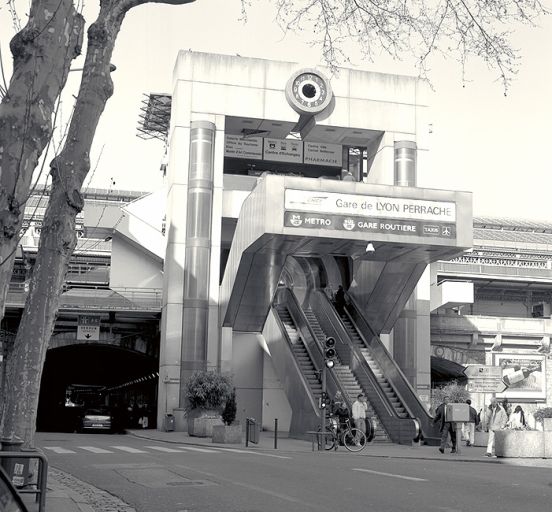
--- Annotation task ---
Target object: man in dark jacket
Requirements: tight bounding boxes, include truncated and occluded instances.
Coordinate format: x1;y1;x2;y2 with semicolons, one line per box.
433;395;456;454
463;399;479;446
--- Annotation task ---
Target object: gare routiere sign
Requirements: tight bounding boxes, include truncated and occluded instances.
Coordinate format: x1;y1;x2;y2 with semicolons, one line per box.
284;189;457;239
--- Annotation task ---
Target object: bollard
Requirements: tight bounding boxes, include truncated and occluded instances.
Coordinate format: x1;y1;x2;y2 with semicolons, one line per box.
274;418;278;449
245;418;250;447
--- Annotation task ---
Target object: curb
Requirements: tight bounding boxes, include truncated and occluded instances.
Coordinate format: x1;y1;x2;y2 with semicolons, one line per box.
124;430;503;464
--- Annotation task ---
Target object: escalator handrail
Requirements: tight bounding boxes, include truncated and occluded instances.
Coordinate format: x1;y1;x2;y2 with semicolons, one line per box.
270;301;321;415
279;288;353;412
344;291;440;437
312;291;397;418
339;301;415;418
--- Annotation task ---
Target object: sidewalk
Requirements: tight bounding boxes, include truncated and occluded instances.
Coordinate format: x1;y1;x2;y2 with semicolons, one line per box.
127;428;552;468
23;466;135;512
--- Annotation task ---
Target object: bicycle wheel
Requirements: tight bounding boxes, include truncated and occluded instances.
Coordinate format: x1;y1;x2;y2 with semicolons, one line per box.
317;425;336;451
365;418;376;443
343;428;367;452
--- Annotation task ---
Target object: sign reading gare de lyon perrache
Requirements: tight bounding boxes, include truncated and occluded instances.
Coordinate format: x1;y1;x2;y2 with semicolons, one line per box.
284;189;457;238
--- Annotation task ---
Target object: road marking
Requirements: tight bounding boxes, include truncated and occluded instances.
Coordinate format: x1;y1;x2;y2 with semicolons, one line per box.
43;447;76;454
145;445;187;453
215;447;291;459
178;446;220;453
352;468;428;482
79;446;114;454
110;446;148;454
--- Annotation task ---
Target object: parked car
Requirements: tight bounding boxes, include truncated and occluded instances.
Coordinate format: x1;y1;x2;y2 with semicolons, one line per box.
79;408;113;432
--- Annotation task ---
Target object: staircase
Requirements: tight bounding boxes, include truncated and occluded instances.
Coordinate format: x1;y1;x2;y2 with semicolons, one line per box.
303;308;390;442
275;305;322;400
340;313;409;418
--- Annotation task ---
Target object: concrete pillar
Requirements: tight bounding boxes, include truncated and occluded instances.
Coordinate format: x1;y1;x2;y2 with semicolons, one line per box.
394;140;417;187
179;120;216;405
391;140;431;398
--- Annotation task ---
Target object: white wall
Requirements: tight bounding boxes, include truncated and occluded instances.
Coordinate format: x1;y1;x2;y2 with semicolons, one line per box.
110;234;163;289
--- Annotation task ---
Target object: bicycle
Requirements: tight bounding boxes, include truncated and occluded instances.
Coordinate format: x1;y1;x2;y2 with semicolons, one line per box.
318;416;367;452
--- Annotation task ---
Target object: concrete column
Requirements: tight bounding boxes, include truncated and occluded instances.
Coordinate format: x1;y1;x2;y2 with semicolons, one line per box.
179;120;216;405
391;140;431;396
394;140;417;187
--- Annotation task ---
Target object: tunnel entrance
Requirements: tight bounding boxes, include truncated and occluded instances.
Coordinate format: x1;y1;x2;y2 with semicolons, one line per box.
37;344;158;432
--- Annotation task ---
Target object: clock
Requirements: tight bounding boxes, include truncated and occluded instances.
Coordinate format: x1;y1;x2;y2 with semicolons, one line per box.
285;68;333;116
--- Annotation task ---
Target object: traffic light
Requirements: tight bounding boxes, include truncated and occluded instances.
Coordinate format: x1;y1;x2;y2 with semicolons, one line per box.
324;337;336;368
319;392;331;409
320;391;329;409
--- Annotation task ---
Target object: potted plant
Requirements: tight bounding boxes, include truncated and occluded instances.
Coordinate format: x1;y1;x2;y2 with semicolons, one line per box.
185;371;232;437
212;388;243;444
533;407;552;431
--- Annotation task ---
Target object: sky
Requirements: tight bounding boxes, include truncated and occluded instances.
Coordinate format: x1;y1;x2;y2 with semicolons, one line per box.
2;0;552;220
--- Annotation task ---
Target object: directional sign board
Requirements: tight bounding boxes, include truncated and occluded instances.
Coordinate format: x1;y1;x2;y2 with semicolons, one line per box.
77;315;100;341
463;365;508;393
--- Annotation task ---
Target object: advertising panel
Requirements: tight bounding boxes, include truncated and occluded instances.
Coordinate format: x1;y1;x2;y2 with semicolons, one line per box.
224;135;263;160
494;354;546;400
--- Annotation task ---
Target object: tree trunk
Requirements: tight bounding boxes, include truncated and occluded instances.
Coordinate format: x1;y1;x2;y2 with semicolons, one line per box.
0;0;84;319
0;0;195;447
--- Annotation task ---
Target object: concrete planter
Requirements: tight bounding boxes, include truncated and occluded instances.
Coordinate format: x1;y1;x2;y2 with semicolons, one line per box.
212;424;242;444
543;418;552;432
473;431;489;447
187;409;223;437
495;430;552;458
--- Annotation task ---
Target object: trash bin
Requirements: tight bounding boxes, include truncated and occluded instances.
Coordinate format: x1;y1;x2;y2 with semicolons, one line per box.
0;439;30;488
246;418;260;444
163;414;175;432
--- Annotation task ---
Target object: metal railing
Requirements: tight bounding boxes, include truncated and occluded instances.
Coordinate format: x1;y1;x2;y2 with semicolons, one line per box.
0;450;48;512
6;284;162;311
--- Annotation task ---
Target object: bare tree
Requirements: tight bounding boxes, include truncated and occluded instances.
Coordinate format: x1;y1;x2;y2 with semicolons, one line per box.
251;0;549;92
1;0;195;447
0;1;84;318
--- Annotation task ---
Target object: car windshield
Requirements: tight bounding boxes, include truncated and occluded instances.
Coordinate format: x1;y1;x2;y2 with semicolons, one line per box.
84;409;109;416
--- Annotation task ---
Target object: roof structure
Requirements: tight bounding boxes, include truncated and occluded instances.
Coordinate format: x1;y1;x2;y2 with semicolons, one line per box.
137;93;172;142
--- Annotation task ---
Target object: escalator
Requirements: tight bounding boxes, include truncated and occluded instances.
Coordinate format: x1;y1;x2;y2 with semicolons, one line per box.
267;287;390;440
310;288;440;444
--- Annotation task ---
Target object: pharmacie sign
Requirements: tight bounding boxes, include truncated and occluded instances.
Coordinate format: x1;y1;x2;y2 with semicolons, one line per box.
284;189;456;238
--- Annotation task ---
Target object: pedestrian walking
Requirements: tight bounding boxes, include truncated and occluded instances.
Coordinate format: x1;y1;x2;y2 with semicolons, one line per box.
433;395;456;454
463;399;479;446
484;397;508;457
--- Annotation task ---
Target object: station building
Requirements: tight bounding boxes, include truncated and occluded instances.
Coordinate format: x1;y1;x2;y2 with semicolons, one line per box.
2;52;551;441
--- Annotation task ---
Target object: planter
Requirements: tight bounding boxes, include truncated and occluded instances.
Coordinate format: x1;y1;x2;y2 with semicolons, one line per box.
495;430;552;458
187;409;223;437
473;431;489;447
543;418;552;432
212;424;242;444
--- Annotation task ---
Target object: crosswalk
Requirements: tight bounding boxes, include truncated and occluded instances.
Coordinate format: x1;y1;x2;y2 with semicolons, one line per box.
42;444;291;459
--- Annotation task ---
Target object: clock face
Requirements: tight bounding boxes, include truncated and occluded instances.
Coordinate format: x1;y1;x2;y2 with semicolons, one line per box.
285;69;333;115
292;73;328;109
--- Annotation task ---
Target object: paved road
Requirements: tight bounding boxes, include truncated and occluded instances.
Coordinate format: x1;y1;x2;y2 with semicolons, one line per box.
36;432;552;512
